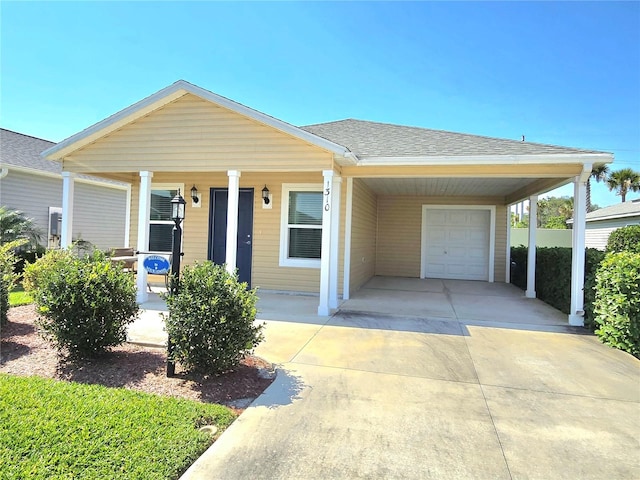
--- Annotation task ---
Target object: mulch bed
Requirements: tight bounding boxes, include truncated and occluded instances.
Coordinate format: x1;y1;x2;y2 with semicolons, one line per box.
1;305;275;412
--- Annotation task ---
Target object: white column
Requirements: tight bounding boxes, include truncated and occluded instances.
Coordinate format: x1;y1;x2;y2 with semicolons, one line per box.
60;172;76;248
124;184;132;247
505;204;511;284
136;171;153;303
329;176;342;309
525;195;538;298
569;176;587;326
342;177;353;300
318;170;334;316
225;170;241;275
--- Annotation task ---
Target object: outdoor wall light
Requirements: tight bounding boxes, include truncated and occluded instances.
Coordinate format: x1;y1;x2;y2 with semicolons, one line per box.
171;189;186;223
262;185;270;205
190;185;199;204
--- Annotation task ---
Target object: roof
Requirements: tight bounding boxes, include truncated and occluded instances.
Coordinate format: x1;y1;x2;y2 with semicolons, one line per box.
1;128;127;187
585;199;640;223
301;119;610;159
43;80;350;161
0;128;59;174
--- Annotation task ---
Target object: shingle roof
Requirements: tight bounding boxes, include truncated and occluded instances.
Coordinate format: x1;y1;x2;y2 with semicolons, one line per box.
1;128;126;186
300;119;609;158
586;199;640;222
0;128;60;173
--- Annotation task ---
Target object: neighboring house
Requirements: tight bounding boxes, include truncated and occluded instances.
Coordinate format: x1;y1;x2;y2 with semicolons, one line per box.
567;199;640;250
0;128;129;249
41;80;613;324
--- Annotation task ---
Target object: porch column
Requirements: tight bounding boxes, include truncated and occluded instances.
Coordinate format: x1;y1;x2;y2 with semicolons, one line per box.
525;196;537;298
318;170;334;316
136;171;153;304
505;204;512;284
343;177;353;300
124;184;132;247
60;172;76;248
225;170;241;275
569;174;588;326
329;175;342;309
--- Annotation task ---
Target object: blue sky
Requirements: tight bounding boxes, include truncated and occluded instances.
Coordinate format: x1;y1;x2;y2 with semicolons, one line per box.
2;1;639;207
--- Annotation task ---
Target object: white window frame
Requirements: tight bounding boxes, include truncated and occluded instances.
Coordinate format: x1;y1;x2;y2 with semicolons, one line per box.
149;183;184;252
280;183;323;268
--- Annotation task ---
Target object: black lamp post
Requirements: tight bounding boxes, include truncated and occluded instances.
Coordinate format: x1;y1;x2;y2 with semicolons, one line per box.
167;190;186;377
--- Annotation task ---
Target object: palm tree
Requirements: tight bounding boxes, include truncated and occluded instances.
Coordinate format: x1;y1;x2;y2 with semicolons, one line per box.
587;164;609;212
606;168;640;203
0;206;43;246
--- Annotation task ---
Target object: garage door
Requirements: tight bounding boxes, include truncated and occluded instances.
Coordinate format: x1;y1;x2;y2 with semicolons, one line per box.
422;208;490;281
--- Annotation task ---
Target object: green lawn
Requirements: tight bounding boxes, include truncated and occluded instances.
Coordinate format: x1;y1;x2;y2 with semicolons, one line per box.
8;285;33;306
0;374;236;480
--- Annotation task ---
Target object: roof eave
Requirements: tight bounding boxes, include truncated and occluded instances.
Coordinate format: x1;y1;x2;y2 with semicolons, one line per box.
357;153;614;166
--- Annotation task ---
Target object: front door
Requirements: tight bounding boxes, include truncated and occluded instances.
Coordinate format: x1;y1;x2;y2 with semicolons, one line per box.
208;188;254;285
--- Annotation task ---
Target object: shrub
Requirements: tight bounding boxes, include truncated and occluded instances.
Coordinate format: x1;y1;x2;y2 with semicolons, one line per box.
584;248;606;330
593;252;640;358
510;246;604;321
24;249;139;358
13;244;46;275
0;240;26;326
606;225;640;254
164;262;264;374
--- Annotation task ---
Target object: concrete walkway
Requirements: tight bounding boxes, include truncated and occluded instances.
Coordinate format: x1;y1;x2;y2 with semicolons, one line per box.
172;279;640;480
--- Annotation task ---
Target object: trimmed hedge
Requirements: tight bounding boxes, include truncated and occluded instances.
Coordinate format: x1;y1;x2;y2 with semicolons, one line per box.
510;246;604;327
593;252;640;358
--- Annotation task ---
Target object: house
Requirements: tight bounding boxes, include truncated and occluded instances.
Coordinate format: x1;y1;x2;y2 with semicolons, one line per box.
0;128;129;250
582;200;640;250
41;80;613;325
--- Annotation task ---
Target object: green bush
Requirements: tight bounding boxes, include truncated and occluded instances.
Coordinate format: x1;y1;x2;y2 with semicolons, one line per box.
24;249;139;359
593;252;640;358
584;248;606;330
510;246;604;321
13;244;46;275
0;240;26;326
164;262;264;374
606;225;640;254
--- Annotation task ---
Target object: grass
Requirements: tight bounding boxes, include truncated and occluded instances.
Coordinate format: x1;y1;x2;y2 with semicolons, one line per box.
0;374;237;479
8;284;33;307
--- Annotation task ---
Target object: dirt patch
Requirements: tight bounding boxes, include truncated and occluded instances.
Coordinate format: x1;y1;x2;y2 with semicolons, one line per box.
1;305;275;412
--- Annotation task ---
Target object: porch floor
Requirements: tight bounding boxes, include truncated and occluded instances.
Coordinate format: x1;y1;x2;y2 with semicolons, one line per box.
127;276;575;347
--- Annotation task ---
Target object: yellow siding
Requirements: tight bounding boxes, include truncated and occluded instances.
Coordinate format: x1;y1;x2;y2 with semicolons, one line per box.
376;196;506;280
65;94;334;173
349;179;377;292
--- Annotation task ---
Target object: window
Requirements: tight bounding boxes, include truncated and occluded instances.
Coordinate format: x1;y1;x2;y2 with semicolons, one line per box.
149;185;182;252
280;184;323;268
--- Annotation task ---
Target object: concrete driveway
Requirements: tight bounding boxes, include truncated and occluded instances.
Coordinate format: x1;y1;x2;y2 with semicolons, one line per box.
181;279;640;480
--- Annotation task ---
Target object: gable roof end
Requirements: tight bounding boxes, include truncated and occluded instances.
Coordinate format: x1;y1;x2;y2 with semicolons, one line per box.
42;80;353;161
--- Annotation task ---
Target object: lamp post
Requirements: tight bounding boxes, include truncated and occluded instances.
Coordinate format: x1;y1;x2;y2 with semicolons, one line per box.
167;190;186;377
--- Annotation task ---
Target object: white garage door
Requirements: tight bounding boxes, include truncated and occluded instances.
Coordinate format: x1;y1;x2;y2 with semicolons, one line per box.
422;208;491;281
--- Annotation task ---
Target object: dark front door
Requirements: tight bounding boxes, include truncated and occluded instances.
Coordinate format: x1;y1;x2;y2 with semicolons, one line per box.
208;188;254;285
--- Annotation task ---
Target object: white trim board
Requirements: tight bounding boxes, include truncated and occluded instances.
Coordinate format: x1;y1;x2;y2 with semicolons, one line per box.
279;183;323;269
420;204;496;282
